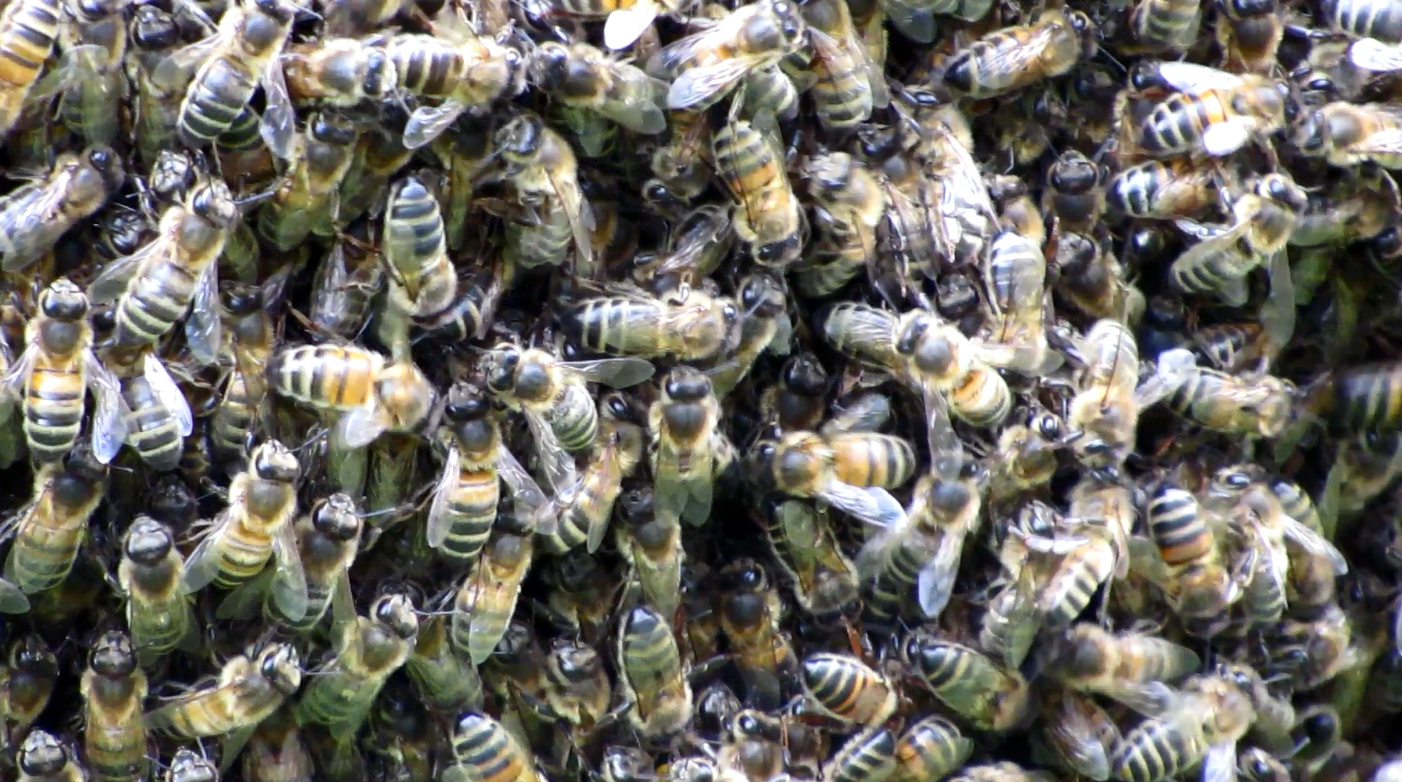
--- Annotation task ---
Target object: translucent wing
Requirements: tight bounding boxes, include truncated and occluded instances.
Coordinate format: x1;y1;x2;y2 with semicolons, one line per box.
1106;680;1180;720
1135;348;1196;408
880;0;936;43
185;261;222;367
820;480;906;528
916;530;964;618
259;62;296;160
87;239;163;304
404;100;468;150
143;353;194;437
218;726;257;776
86;353;130;464
215;567;275;620
335;403;388;449
1200;119;1253;157
547;169;595;274
667;58;754;109
1348;37;1402;71
270;520;309;622
560;357;655;387
647;24;724;78
0;578;30;614
151;33;224;91
604;1;660;50
1281;516;1348;574
498;445;551;534
922;385;963;481
425;444;462;550
0;180;68;271
822;393;891;435
1347;127;1402;158
594;68;668;133
524;408;578;497
1203;743;1239;782
1153;61;1245;93
849;19;889;109
1046;695;1112;781
182;515;231;594
1;346;37;398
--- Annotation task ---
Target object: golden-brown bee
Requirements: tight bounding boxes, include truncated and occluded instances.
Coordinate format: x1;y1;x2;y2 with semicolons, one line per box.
255;112;359;251
114;352;195;472
144;642;302;740
282;37;397;107
792;0;888;128
712;102;805;269
541;638;613;739
1045;624;1201;703
646;0;808;110
1107;159;1223;221
1134;480;1239;638
942;8;1095;99
532;41;668;146
751;427;912;530
1169;174;1305;306
1151;350;1295;438
0;146;124;271
650;366;733;527
268;344;436;448
1117;62;1288;159
802;652;897;727
2;278;126;464
1126;0;1201;54
117;516;197;667
1214;0;1282;73
16;730;82;782
391;25;525;149
375;172;458;353
798;152;885;299
308;230;385;343
80;631;147;782
243;710;313;782
125;2;182;167
560;286;739;362
481;343;653;493
407;614;485;716
980;229;1062;376
0;0;63;142
761;353;828;433
1;635;58;742
891;715;972;782
296;592;419;750
155;0;297;157
182;439;307;622
428;382;547;564
616;487;683;619
764;497;859;621
442;712;541;782
88;176;238;367
705;272;789;397
617;603;692;739
1108;674;1255;782
1295;100;1402;170
903;633;1029;732
492;111;595;272
986;408;1068;507
716;559;799;709
544;392;646;554
644;110;715;215
452;524;534;665
1;443;106;596
210;271;286;472
1040;688;1120;781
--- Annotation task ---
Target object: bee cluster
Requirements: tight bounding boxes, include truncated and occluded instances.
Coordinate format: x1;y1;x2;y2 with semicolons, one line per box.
5;0;1402;777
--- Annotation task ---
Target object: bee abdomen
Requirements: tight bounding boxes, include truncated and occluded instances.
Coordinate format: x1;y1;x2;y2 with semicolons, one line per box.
124;377;182;471
180;57;258;144
1110;720;1201;782
0;0;59;88
548;384;598;453
560;298;664;355
439;473;497;562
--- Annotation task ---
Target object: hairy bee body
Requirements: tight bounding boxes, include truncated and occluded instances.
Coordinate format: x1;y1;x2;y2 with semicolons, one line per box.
800;152;884;298
283;37;396;107
892;716;972;782
943;9;1094;99
1126;66;1287;158
296;593;418;738
0;0;62;139
278;495;360;632
903;635;1029;731
1144;485;1234;637
118;517;195;666
121;371;184;472
547;394;645;553
17;730;82;782
145;643;302;737
80;632;147;782
617;604;691;738
1107;160;1218;220
381;173;457;327
561;290;738;361
452;530;533;665
1321;0;1402;40
0;146;125;271
5;449;106;594
713;113;804;268
1129;0;1201;52
256;113;359;251
802;652;898;726
443;712;541;782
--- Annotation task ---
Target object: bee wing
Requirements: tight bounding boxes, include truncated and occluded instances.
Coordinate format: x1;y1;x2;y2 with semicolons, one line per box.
1134;348;1196;408
1104;680;1181;721
850;22;889;109
404;100;467;150
1200;118;1253;157
667;58;754;110
917;530;964;618
922;385;964;482
259;62;297;160
425;444;462;550
143;353;194;437
151;33;223;92
1152;62;1245;93
560;357;656;388
647;23;723;77
498;445;553;534
594;69;669;134
1281;516;1348;575
879;0;936;43
185;261;222;367
87;239;162;304
821;393;892;435
820;480;906;529
546;169;596;274
215;566;275;620
270;520;309;623
524;408;578;497
334;403;389;449
86;352;130;464
0;578;29;614
1047;695;1112;781
182;514;231;594
0;345;37;398
1341;127;1402;158
1348;37;1402;71
604;0;660;50
0;180;68;271
1203;743;1239;782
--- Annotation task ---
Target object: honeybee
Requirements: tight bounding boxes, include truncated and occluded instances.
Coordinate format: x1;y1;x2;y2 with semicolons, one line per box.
1151;350;1296;438
763;496;859;621
1044;151;1106;233
426;382;547;563
616;487;683;619
616;603;692;739
145;641;301;741
210;271;286;472
1040;688;1120;781
296;592;419;751
646;0;807;110
117;516;198;667
986;408;1069;507
0;146;124;271
442;712;541;782
255;112;360;251
116;352;196;472
649;367;732;527
1045;624;1201;704
1132;480;1240;638
452;524;534;665
1108;674;1255;782
182;440;307;623
407;614;485;716
80;631;147;782
532;41;668;146
16;730;82;782
979;229;1062;376
716;559;799;708
793;0;889;128
0;0;65;141
801;652;897;727
1320;0;1402;40
942;9;1096;99
1;443;107;595
1295;101;1402;170
243;710;313;782
797;152;884;299
153;0;297;157
88;177;238;367
903;634;1030;732
0;635;57;744
268;344;436;448
492;112;594;272
390;22;526;150
1169;174;1305;306
891;715;973;782
2;278;126;464
1116;62;1289;159
876;0;989;43
560;285;740;362
751;427;912;530
309;230;385;343
545;392;646;554
282;37;397;107
712;102;805;269
1212;0;1283;73
481;343;653;493
644;110;715;215
1107;159;1223;221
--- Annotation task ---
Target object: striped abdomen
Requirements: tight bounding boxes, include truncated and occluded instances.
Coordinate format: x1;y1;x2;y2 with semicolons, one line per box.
1130;0;1200;50
23;356;84;462
439;463;498;563
447;714;534;782
6;488;98;593
545;383;598;453
1110;718;1204;782
269;345;378;410
210;518;276;589
714;120;785;213
0;0;60;134
562;298;665;356
810;48;872;129
115;258;201;349
212;370;256;456
1147;487;1211;567
390;35;465;98
179;56;259;146
1042;542;1115;627
83;680;146;782
123;375;182;471
1139;91;1231;156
